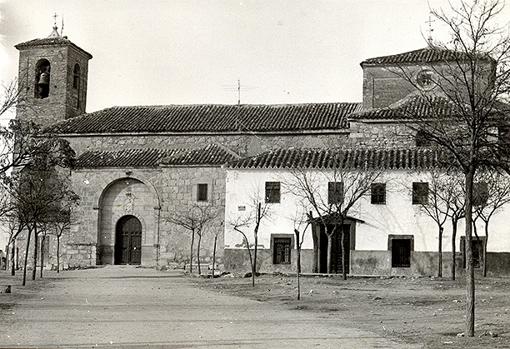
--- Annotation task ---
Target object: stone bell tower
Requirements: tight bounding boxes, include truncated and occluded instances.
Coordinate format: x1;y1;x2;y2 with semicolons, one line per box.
15;22;93;127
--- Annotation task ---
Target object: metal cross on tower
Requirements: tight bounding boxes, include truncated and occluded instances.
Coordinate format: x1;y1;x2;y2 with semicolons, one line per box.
426;14;435;46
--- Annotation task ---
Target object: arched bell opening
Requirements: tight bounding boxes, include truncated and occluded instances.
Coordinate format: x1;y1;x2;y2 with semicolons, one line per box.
35;59;51;99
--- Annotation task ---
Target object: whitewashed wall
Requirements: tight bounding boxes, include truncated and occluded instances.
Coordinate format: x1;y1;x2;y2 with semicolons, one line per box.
224;169;510;253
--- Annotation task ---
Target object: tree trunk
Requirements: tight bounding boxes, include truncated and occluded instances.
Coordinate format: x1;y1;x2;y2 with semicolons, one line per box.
341;229;347;280
294;229;301;300
242;236;254;287
32;227;38;281
22;229;32;286
189;229;195;273
197;232;202;275
465;168;475;337
451;219;457;281
253;228;258;287
212;234;217;278
438;226;443;278
10;239;16;276
57;235;60;273
483;222;489;277
40;235;45;278
327;234;333;274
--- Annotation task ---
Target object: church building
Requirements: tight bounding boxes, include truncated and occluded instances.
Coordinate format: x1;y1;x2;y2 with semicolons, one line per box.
14;26;510;276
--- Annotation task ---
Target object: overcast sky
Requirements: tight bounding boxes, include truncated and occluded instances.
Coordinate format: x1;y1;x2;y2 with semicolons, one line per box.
1;0;508;114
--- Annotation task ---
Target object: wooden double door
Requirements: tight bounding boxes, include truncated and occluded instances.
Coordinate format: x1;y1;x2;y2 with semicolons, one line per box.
115;215;142;265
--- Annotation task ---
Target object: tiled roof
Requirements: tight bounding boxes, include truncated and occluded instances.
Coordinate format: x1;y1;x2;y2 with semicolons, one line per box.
75;144;237;169
15;37;93;59
361;47;482;66
350;96;455;120
49;103;360;134
228;147;446;170
161;144;239;166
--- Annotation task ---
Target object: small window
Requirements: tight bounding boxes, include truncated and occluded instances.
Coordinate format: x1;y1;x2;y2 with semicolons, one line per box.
461;237;484;268
391;238;412;268
473;182;488;206
73;64;81;89
371;183;386;204
415;130;432;147
265;182;280;203
328;182;343;205
416;69;435;90
273;237;291;264
412;182;429;205
197;183;208;202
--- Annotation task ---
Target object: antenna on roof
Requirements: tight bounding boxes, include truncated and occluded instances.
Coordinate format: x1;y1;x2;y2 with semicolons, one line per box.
61;15;65;37
426;13;435;47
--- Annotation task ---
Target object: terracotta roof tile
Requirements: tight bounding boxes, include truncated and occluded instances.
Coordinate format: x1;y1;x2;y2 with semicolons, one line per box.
49;103;360;134
228;147;447;170
361;47;482;66
76;144;238;169
350;96;455;120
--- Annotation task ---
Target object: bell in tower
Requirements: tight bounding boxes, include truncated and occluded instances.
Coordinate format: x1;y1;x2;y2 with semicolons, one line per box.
35;60;51;99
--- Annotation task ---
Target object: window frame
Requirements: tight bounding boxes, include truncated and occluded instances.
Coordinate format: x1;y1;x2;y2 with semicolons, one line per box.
328;181;344;205
196;183;209;202
388;235;414;268
265;181;281;203
412;182;429;205
370;182;386;204
271;234;293;265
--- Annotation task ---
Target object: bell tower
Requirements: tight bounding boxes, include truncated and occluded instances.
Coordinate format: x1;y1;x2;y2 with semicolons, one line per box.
15;22;93;127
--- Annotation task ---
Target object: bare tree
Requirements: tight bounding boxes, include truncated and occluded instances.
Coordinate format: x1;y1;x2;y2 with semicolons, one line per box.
386;0;510;336
229;190;271;287
414;170;456;277
289;205;311;300
286;155;381;279
167;204;217;275
445;174;466;281
473;171;510;276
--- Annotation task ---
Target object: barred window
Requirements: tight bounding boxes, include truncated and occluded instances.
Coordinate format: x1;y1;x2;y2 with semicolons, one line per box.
265;182;280;203
273;238;291;264
328;182;343;205
415;130;432;147
412;182;429;205
371;183;386;204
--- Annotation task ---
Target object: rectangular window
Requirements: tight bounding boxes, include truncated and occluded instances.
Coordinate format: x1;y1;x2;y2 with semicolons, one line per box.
371;183;386;204
197;183;208;202
412;182;429;205
328;182;343;205
461;237;484;269
265;182;280;203
273;238;291;264
473;182;488;206
391;238;412;268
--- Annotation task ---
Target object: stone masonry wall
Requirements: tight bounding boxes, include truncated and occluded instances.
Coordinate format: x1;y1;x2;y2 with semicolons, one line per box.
67;166;225;269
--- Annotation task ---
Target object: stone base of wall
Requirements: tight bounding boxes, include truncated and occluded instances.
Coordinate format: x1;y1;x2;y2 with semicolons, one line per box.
225;248;510;277
224;248;315;274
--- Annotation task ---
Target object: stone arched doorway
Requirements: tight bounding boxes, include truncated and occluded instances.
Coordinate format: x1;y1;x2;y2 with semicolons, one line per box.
115;215;142;265
97;177;159;265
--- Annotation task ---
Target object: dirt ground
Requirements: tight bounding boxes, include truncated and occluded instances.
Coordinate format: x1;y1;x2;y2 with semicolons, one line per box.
192;273;510;348
0;266;414;348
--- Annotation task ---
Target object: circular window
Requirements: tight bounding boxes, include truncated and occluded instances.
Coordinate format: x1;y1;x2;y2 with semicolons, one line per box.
416;69;435;90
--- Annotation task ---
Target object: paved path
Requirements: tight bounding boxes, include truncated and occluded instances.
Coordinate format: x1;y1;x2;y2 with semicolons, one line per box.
0;266;419;348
